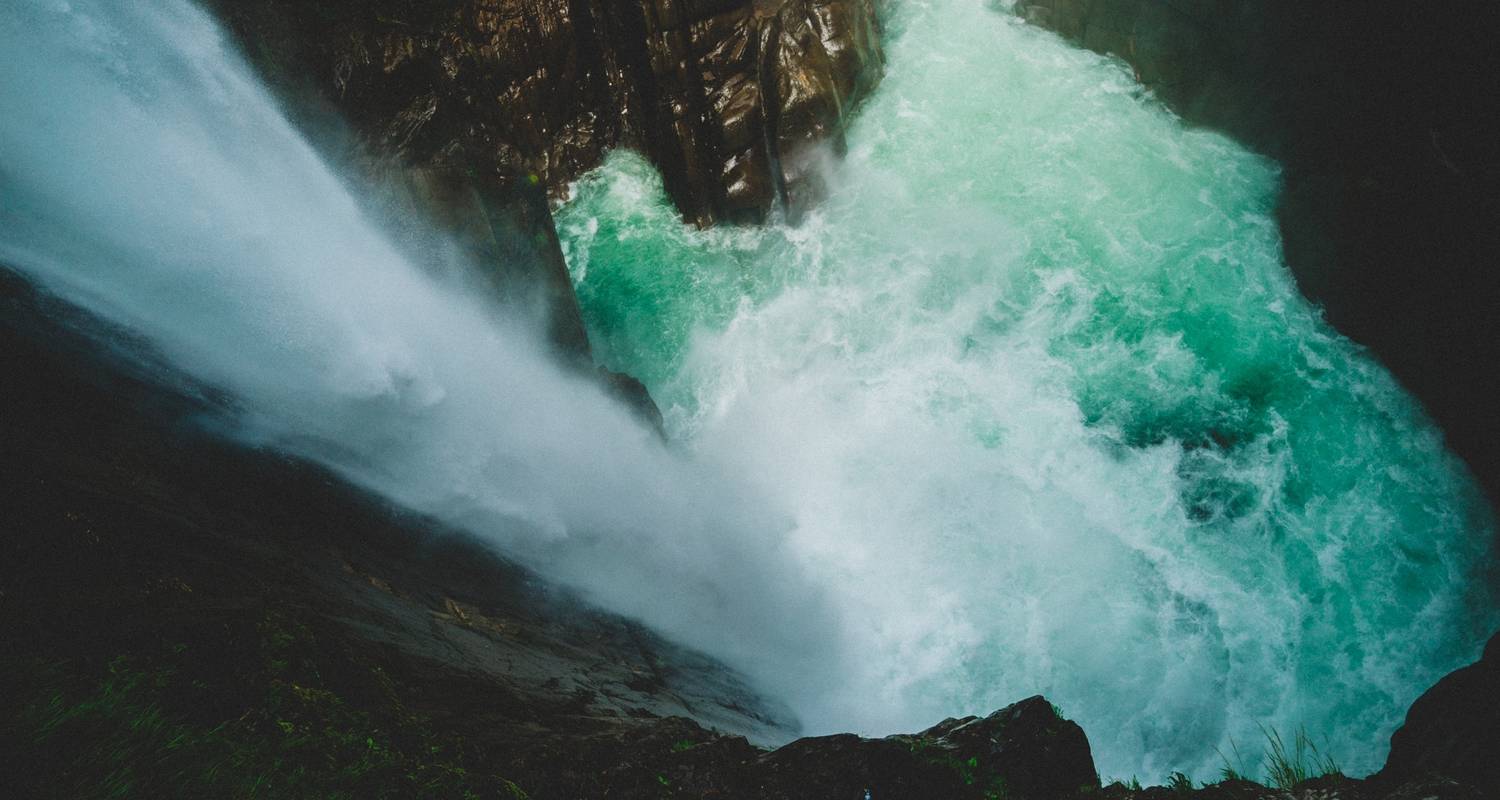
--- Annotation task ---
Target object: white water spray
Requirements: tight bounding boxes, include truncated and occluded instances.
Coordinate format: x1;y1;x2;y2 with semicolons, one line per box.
0;0;849;721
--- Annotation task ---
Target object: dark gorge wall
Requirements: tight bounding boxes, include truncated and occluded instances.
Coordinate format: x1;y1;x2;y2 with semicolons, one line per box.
1013;0;1500;504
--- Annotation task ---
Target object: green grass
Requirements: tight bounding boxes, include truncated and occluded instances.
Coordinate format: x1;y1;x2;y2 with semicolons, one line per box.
905;735;1012;797
1;607;529;800
1212;726;1342;790
1260;725;1341;790
1214;735;1254;784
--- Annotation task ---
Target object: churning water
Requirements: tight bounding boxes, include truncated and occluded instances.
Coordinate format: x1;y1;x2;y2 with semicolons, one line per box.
557;0;1498;780
1;0;1494;783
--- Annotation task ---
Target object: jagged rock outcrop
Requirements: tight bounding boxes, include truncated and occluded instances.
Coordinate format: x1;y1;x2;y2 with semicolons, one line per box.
1013;0;1500;504
379;163;593;358
738;696;1099;799
1375;630;1500;795
913;697;1100;800
211;0;882;228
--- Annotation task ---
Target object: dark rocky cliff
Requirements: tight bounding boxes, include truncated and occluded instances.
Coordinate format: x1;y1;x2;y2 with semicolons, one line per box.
1013;0;1500;505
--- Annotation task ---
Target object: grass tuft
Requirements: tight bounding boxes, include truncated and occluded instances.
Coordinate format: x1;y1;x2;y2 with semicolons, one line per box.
1214;734;1253;783
1211;725;1342;789
1165;771;1194;793
1259;724;1341;790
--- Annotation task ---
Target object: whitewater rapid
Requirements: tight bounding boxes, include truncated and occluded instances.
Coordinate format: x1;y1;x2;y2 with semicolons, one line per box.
557;0;1499;780
1;0;1495;784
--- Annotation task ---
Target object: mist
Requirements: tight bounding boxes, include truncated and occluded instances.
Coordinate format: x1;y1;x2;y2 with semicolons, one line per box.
0;0;849;721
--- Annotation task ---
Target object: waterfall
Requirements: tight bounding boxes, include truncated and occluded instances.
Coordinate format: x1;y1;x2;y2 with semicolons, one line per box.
1;0;1495;783
0;0;850;728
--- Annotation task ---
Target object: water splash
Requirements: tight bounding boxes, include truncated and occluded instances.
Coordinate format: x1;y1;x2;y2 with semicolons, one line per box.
557;0;1498;779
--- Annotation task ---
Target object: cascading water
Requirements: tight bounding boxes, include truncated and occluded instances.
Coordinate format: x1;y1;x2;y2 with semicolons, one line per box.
556;0;1498;781
0;0;1494;784
0;0;851;725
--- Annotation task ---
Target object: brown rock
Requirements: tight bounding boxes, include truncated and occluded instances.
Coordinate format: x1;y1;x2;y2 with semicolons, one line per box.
211;0;883;228
206;0;884;408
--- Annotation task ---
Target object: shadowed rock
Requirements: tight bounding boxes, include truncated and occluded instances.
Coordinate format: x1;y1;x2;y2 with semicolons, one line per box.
1375;630;1500;795
742;696;1099;799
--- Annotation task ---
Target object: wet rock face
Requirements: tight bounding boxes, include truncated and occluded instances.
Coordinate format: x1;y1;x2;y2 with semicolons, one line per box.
212;0;882;227
378;163;593;359
1376;631;1500;794
1011;0;1500;503
208;0;880;375
599;367;667;435
663;0;885;222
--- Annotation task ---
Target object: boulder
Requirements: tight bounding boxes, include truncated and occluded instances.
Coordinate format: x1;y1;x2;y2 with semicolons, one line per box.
600;367;667;435
1375;631;1500;794
747;695;1099;799
910;696;1101;800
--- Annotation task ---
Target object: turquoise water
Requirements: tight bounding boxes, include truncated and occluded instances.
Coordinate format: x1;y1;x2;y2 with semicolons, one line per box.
558;0;1498;780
